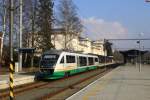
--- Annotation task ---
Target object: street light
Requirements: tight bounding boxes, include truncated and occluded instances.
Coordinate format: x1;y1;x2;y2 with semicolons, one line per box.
137;40;141;72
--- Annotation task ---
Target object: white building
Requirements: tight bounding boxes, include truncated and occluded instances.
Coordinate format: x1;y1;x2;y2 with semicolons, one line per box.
51;29;107;56
29;29;107;56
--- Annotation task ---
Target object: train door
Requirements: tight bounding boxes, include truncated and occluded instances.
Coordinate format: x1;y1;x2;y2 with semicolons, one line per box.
95;57;99;65
59;56;65;70
77;56;80;67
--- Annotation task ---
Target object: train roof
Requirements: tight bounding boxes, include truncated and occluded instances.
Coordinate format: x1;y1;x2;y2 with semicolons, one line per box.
43;50;98;57
89;53;113;57
43;50;63;55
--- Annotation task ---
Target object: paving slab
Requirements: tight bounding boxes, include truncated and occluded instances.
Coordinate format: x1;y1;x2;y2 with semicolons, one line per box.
0;72;35;89
67;65;150;100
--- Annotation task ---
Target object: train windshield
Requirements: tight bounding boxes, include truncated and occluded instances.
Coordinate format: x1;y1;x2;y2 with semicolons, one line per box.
40;54;59;67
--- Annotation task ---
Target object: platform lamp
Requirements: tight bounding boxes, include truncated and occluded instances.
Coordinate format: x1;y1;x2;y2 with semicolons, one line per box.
137;40;141;72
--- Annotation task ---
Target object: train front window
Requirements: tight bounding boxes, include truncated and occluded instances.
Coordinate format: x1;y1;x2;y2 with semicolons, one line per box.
95;58;98;62
40;54;59;67
60;56;64;63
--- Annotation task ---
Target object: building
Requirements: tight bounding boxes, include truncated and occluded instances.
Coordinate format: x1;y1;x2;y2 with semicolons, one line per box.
27;29;108;56
91;40;106;55
51;29;107;56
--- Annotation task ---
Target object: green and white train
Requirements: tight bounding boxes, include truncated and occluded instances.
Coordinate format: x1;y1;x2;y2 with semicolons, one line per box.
38;50;111;79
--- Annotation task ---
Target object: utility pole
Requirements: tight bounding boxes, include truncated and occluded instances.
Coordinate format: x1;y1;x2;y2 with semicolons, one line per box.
19;0;23;71
104;39;107;70
9;0;14;62
139;41;141;72
136;50;138;68
9;0;14;99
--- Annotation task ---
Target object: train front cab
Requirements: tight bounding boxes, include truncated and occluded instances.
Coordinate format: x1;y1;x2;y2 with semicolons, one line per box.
38;53;61;79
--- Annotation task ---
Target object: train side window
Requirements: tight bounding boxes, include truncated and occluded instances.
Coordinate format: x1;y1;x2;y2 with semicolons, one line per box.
60;57;64;63
88;57;94;65
79;56;87;66
66;55;75;63
95;58;98;62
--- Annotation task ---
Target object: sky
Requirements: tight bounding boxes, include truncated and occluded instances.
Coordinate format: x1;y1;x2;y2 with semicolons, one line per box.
71;0;150;50
1;0;150;50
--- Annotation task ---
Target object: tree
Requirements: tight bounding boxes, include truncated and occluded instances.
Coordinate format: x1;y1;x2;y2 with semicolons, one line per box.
0;0;7;63
113;50;124;63
57;0;83;50
104;40;113;56
22;0;38;48
0;0;10;44
36;0;54;51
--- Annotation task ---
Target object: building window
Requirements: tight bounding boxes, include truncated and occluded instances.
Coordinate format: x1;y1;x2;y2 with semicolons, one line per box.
66;55;75;63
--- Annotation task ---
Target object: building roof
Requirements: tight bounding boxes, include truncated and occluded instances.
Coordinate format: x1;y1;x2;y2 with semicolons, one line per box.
79;37;91;41
51;28;65;34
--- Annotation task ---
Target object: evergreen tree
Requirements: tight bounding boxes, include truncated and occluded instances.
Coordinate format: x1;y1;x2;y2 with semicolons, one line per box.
104;40;113;56
36;0;54;51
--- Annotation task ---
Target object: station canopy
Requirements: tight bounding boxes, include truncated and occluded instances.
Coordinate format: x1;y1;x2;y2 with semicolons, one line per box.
120;49;148;58
119;49;148;63
18;48;35;53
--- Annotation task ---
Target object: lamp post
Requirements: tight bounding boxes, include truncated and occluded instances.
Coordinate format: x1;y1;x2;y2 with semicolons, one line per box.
104;39;106;70
137;40;141;72
135;50;138;68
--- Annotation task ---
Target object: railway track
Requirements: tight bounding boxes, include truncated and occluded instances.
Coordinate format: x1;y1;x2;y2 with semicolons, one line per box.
38;67;113;100
0;63;120;100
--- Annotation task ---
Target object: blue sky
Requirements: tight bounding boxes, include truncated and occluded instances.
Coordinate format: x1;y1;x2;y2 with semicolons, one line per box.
74;0;150;34
72;0;150;50
0;0;150;50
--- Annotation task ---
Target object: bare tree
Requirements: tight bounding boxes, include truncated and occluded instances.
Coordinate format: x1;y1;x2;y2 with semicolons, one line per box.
57;0;83;50
22;0;39;49
0;0;9;65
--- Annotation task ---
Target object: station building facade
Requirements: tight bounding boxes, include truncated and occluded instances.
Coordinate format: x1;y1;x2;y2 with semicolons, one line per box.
51;29;107;56
26;29;107;56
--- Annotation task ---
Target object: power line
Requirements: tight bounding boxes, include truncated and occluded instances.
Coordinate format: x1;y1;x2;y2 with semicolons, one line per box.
107;38;150;41
114;48;150;49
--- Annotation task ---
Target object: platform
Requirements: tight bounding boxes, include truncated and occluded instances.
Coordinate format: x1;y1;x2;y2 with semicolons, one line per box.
0;72;35;90
67;64;150;100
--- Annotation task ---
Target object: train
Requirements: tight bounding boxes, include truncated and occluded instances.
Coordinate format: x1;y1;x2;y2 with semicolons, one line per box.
38;50;113;79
